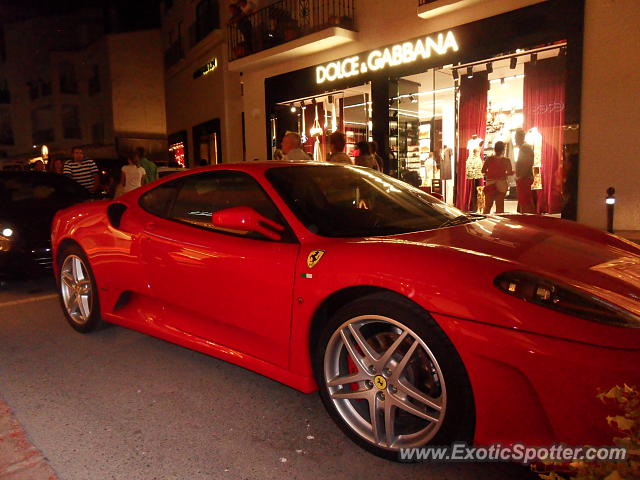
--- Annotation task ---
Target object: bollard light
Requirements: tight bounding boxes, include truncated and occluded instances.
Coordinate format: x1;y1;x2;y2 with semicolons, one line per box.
606;187;615;233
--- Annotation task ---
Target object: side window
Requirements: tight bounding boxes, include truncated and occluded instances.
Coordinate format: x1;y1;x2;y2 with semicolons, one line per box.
167;171;288;241
139;178;183;217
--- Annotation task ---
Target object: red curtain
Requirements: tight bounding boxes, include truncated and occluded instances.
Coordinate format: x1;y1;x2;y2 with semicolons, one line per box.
456;73;488;211
523;57;566;214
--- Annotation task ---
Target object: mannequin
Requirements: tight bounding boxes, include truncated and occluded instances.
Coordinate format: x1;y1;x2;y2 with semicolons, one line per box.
526;127;543;190
465;134;484;212
440;145;453;180
466;135;484;180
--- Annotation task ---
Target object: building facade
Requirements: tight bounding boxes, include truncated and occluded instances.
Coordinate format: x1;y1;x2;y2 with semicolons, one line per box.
227;0;638;231
0;9;167;164
161;0;244;168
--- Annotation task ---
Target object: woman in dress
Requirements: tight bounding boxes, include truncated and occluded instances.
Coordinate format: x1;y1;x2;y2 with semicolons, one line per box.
482;141;513;214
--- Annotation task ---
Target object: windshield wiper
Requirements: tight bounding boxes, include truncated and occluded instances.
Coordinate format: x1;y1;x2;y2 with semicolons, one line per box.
438;214;474;228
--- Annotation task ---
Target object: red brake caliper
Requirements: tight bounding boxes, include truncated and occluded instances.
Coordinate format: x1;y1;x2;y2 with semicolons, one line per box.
347;344;364;391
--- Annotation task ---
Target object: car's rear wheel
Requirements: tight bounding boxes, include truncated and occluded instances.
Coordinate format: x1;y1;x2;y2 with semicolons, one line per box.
314;293;474;461
58;246;103;333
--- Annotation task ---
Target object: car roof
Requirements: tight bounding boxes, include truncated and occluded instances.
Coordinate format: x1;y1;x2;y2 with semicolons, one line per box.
186;161;345;175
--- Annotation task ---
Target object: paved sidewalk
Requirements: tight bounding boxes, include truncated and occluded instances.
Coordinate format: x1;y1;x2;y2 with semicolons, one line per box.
0;396;58;480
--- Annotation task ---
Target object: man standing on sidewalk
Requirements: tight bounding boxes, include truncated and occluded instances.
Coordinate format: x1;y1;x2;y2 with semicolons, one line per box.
136;146;158;183
63;146;99;194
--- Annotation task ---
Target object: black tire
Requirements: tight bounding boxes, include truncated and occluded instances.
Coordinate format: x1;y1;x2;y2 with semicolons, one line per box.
57;245;104;333
313;292;475;461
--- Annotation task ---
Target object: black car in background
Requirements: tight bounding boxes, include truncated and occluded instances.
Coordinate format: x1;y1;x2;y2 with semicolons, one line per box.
0;171;90;276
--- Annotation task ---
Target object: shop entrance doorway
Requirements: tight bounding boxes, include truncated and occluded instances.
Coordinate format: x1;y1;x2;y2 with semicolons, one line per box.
193;118;222;166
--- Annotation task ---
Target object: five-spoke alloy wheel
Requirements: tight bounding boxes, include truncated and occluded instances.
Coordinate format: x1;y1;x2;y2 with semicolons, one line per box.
314;293;474;460
58;246;103;332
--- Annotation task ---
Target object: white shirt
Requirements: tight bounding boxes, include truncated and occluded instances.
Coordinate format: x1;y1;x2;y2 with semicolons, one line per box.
121;164;146;193
283;148;311;161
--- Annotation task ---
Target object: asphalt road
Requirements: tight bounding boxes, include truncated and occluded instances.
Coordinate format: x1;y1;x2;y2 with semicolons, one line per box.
0;275;538;480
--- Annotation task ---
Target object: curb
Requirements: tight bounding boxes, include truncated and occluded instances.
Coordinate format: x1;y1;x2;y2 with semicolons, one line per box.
0;397;58;480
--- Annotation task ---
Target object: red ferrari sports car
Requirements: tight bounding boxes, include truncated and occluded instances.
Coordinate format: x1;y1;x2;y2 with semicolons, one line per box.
51;162;640;460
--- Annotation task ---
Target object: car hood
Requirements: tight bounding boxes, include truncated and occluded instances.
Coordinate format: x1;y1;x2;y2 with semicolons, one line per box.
384;215;640;310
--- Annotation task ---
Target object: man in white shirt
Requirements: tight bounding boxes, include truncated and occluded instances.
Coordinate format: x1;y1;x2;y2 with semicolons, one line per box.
281;132;310;161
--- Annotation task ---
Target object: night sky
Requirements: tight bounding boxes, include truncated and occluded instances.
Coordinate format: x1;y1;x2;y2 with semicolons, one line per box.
1;0;163;31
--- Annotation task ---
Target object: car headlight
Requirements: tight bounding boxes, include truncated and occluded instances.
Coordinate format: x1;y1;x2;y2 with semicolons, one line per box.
0;225;14;251
495;270;640;328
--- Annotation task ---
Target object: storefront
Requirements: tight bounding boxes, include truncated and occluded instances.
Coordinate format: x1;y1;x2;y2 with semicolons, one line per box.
264;0;583;218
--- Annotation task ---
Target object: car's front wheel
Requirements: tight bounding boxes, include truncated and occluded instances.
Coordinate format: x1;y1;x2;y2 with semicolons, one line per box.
314;293;474;460
58;246;103;333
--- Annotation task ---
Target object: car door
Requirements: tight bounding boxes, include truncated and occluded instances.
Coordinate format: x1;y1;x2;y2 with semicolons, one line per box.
138;170;299;368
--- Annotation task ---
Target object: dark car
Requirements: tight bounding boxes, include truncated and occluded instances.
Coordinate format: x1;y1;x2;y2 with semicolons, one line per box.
0;171;90;276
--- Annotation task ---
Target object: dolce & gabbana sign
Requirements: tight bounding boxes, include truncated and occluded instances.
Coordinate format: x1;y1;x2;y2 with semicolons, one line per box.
315;31;459;84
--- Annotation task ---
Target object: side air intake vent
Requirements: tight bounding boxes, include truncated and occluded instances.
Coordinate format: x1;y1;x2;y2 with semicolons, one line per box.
107;203;128;229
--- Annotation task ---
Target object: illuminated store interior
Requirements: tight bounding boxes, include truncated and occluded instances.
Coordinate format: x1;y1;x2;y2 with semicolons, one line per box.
273;43;568;215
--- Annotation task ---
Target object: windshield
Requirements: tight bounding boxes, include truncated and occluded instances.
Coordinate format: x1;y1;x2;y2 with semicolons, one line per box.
266;165;470;237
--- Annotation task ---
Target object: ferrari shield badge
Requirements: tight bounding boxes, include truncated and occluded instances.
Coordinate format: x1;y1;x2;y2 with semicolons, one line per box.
306;250;325;269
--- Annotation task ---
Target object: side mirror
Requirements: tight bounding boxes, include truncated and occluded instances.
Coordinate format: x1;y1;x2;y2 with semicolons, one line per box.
212;206;285;241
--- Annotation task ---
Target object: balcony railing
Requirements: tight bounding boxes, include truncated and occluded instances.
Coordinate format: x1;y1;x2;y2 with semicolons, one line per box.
228;0;356;62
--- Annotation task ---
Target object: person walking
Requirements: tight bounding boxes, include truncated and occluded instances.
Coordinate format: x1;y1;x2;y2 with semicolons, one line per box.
327;131;353;164
136;147;158;183
63;146;99;193
482;141;513;214
120;155;147;194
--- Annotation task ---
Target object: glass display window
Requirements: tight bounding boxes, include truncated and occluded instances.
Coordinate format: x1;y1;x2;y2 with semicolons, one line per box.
273;83;372;163
390;43;567;215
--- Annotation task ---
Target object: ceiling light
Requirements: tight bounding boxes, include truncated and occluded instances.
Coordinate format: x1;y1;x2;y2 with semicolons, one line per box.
290;104;297;113
509;57;517;69
410;95;417;103
466;66;473;78
486;62;493;74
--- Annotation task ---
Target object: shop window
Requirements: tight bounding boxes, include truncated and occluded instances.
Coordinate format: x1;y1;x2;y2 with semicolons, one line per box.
168;130;188;166
31;106;54;144
27;81;39;100
0;79;9;104
62;104;81;139
0;27;5;63
59;62;78;94
389;44;567;216
91;122;104;143
0;109;14;145
194;0;220;44
168;141;185;167
40;78;52;96
272;83;372;164
192;118;221;166
88;65;100;95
